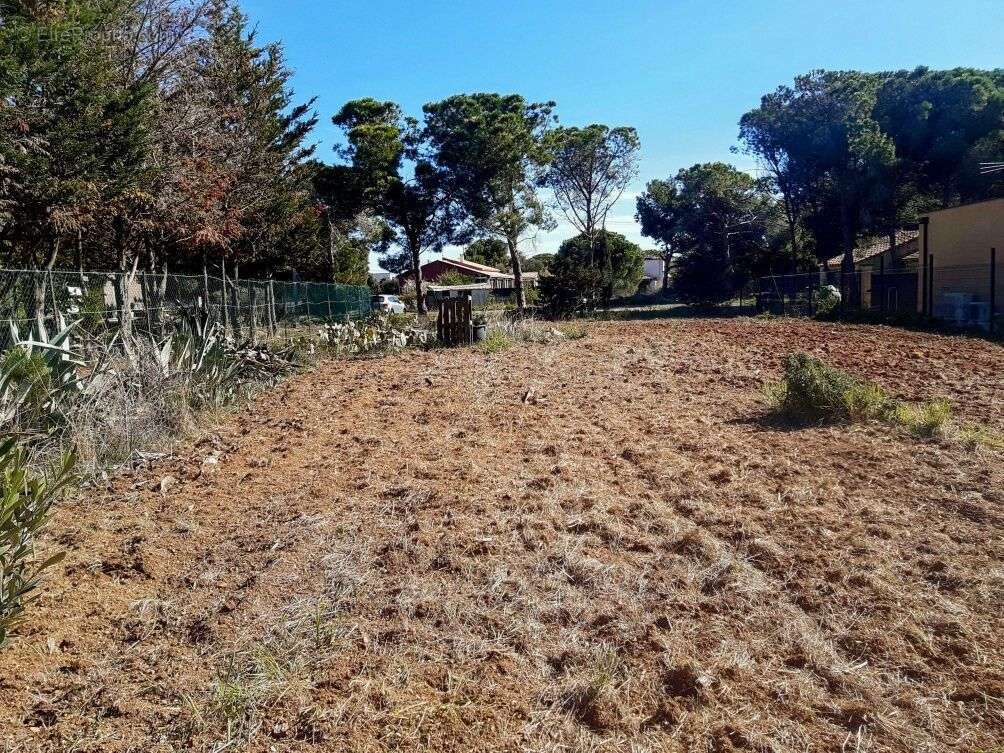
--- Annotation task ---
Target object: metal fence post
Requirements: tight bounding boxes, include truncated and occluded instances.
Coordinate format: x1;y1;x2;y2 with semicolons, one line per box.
221;257;230;334
249;285;258;345
268;279;276;336
927;254;934;320
991;247;997;336
879;256;886;316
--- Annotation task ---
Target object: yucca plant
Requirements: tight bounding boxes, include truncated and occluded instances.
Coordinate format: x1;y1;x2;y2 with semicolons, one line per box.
0;438;75;646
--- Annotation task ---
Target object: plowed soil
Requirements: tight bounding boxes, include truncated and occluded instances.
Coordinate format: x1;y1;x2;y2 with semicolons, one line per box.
2;317;1002;753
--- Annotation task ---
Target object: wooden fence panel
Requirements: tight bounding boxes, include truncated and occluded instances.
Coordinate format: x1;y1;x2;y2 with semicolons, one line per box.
437;295;472;345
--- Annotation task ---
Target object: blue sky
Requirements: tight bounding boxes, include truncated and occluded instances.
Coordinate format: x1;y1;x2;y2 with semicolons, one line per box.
241;0;1003;269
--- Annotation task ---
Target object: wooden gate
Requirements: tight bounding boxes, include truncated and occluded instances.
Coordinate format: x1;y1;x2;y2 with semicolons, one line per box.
437;294;472;346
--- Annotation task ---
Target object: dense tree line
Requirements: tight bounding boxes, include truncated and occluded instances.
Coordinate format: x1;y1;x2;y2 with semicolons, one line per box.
0;0;326;281
639;67;1003;303
9;8;996;313
2;5;640;311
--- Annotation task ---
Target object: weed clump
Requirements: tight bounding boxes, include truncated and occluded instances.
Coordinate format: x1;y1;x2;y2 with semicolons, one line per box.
895;399;952;438
770;353;952;438
770;353;895;423
478;330;514;354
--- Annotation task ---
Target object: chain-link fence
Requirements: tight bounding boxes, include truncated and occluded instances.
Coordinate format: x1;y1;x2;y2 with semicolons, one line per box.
0;268;372;349
755;256;1002;336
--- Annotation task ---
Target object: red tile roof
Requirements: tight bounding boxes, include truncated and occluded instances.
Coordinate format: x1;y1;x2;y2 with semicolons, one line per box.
825;230;919;268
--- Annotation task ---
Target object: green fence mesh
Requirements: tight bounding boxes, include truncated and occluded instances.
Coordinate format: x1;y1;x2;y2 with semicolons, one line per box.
0;268;372;348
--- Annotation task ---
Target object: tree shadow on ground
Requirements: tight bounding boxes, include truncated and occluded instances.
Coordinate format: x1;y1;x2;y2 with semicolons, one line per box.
598;304;757;322
727;410;839;434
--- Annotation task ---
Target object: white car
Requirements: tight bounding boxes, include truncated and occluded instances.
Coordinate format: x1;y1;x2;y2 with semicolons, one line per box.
372;294;406;314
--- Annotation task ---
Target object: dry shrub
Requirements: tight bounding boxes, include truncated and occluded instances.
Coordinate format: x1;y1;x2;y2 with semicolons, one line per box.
71;341;195;468
483;314;567;348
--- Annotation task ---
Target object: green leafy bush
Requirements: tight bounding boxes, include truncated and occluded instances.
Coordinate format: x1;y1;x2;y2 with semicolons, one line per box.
1;439;75;646
539;231;644;314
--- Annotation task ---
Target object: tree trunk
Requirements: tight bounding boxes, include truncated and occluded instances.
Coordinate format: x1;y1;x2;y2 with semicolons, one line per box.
662;249;672;293
327;210;339;282
507;236;526;312
410;237;426;315
782;194;800;272
44;236;60;271
839;196;858;308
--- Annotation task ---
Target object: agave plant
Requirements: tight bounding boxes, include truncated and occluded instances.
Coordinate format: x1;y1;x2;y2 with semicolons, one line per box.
153;309;296;408
0;438;75;646
1;316;90;432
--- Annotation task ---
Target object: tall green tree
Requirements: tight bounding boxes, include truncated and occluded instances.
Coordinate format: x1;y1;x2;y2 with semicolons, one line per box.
0;1;155;270
545;124;640;300
739;71;896;274
636;178;684;290
640;163;778;304
382;161;454;313
544;125;640;245
423;93;556;311
196;5;319;278
539;231;644;313
463;238;510;270
322;98;455;306
874;67;1004;207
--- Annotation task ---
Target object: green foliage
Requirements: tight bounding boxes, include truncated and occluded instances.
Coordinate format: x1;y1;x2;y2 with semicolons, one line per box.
477;330;514;354
464;238;510;270
0;350;54;428
434;270;477;287
163;310;296;409
739;67;1004;272
423;93;557;309
539;231;644;313
895;399;952;438
959;422;1004;451
544;124;640;240
76;285;109;334
770;353;896;423
770;353;956;440
814;285;842;318
522;254;554;273
1;317;90;433
0;1;320;277
320;313;428;356
0;439;75;646
558;323;588;340
843;383;899;422
638;163;779;304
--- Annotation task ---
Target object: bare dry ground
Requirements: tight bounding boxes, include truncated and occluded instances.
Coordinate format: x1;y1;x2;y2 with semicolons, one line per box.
2;317;1002;753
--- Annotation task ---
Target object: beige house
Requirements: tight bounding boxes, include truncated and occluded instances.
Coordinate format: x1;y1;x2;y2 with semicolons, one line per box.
822;231;920;312
917;197;1003;327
